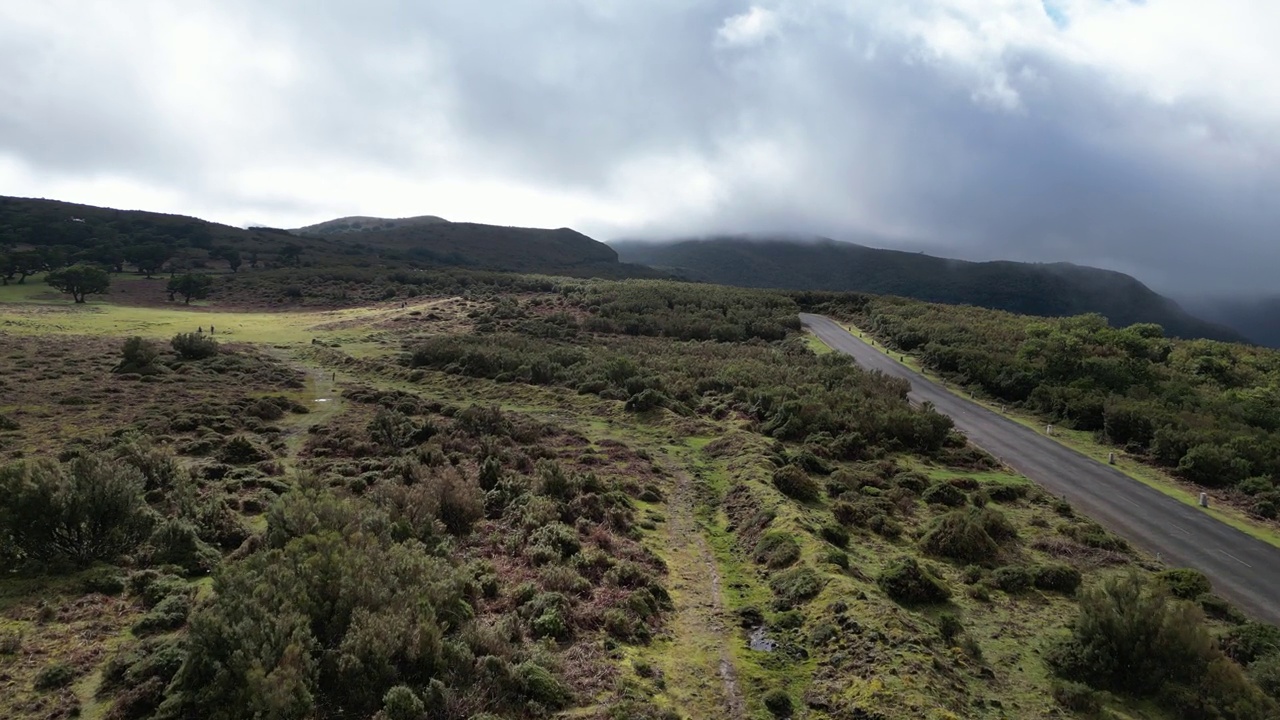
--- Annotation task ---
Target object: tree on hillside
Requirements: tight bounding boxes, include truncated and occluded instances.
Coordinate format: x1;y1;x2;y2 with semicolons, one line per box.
279;243;303;267
248;250;259;269
46;264;110;303
125;243;172;278
167;273;214;304
212;246;242;272
2;250;43;285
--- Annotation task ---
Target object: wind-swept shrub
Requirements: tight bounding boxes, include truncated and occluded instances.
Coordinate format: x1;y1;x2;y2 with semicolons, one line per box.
919;508;1005;563
170;332;219;360
772;464;820;502
1159;567;1212;599
877;556;951;604
753;531;801;569
0;457;153;569
1048;573;1275;717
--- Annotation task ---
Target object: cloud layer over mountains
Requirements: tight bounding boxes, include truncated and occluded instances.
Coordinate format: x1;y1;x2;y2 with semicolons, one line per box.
1;1;1276;294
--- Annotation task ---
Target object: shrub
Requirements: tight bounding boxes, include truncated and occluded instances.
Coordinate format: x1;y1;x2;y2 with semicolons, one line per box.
34;662;77;691
1251;653;1280;700
1221;623;1280;665
0;457;153;568
763;689;793;718
818;523;849;548
529;522;581;560
118;336;161;373
1051;681;1102;715
892;471;930;494
218;435;272;465
922;483;966;507
937;612;964;645
877;556;951;604
987;484;1029;503
992;566;1032;593
0;413;18;431
170;332;219;360
1159;567;1212;600
1058;521;1128;553
149;519;220;576
540;566;590;596
516;661;572;710
919;509;1002;563
132;591;194;635
772;464;820;502
769;565;823;608
381;685;426;720
1047;573;1223;699
753;531;801;569
1033;564;1082;594
81;567;127;595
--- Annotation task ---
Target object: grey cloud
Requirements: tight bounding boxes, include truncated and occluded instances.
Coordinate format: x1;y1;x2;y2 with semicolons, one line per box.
0;1;1275;295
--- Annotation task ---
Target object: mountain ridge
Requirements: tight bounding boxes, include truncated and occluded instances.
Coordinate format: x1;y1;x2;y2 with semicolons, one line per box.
613;236;1246;342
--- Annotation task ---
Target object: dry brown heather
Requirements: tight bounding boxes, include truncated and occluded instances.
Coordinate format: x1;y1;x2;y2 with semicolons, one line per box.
0;276;1275;720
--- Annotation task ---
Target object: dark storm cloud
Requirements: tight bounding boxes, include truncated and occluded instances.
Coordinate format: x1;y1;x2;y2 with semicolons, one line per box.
0;1;1276;294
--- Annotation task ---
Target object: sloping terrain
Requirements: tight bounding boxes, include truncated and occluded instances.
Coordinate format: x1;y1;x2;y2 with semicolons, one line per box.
0;196;654;279
614;237;1243;342
2;274;1277;720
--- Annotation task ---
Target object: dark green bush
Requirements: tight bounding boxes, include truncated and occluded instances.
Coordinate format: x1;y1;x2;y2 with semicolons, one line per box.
1251;653;1280;700
922;482;966;507
148;519;220;576
818;523;849;548
769;565;823;608
772;464;820;502
877;556;951;604
381;685;426;720
34;662;77;691
516;661;572;709
118;336;161;373
1044;572;1275;720
1221;623;1280;665
81;567;127;595
892;471;930;494
919;509;1002;563
132;591;194;636
0;457;153;569
763;688;793;718
170;332;219;360
992;566;1032;593
937;612;964;645
1033;564;1083;594
1159;567;1212;599
987;484;1029;503
753;531;801;569
1051;681;1102;714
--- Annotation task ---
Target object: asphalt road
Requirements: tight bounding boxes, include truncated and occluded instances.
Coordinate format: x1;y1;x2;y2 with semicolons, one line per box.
801;313;1280;625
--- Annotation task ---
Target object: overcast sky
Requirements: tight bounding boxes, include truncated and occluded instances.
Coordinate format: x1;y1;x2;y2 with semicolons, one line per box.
1;1;1276;294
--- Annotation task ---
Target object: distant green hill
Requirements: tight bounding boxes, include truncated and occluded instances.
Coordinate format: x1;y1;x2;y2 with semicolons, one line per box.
614;236;1244;342
0;197;652;278
292;215;628;275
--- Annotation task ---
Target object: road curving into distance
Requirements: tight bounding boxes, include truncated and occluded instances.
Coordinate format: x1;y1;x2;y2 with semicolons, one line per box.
801;313;1280;625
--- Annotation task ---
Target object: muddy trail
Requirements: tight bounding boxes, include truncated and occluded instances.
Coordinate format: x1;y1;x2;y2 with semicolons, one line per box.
660;459;746;719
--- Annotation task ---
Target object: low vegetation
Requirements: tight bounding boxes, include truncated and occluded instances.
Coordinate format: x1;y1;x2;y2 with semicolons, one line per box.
810;292;1280;518
0;257;1276;720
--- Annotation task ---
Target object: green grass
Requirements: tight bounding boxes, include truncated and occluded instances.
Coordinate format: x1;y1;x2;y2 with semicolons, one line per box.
840;320;1280;550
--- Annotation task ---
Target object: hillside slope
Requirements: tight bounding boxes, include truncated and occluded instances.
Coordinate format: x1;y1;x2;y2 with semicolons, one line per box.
615;237;1243;341
294;216;624;274
0;196;649;278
